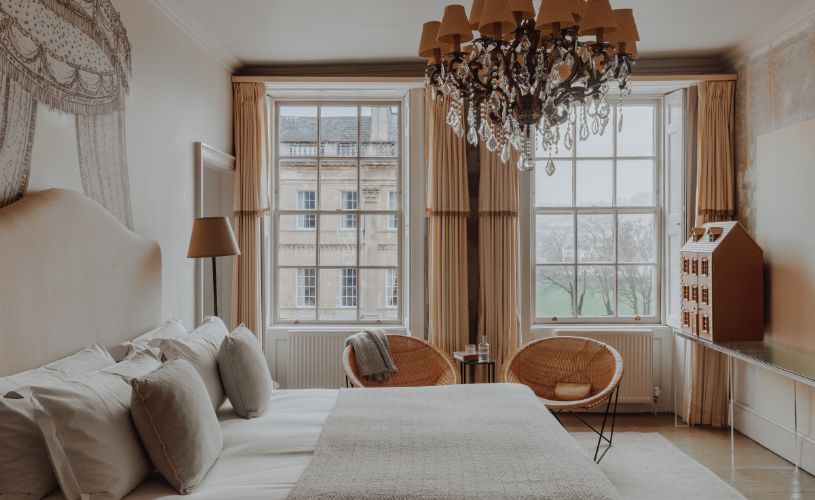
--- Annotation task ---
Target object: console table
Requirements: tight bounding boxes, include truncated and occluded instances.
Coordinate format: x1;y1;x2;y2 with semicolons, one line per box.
672;329;815;473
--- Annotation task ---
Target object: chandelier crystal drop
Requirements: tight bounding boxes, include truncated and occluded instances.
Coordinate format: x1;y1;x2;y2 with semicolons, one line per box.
419;0;640;173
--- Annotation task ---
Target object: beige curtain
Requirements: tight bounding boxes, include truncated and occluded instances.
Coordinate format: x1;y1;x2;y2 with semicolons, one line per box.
478;144;519;375
231;82;270;337
426;91;470;356
684;80;736;426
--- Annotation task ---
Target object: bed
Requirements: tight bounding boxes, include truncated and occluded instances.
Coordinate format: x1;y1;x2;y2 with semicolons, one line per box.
1;189;618;499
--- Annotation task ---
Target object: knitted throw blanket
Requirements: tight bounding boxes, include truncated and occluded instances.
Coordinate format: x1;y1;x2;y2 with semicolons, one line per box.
345;330;398;382
288;384;619;500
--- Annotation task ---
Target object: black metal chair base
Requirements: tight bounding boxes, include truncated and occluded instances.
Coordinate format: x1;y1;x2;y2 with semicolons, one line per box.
552;386;620;464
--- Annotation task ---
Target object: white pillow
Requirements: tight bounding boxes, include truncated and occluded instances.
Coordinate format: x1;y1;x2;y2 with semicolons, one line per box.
0;344;114;499
159;316;228;410
108;318;187;361
30;350;161;500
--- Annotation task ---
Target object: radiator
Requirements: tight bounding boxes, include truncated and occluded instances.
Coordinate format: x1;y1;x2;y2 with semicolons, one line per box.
287;331;350;389
554;330;655;404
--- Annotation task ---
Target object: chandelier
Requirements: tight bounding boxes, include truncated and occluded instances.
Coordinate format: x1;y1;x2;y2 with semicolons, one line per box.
419;0;639;173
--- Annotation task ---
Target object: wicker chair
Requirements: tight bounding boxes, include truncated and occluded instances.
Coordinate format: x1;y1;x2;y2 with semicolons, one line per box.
343;335;458;388
504;336;623;462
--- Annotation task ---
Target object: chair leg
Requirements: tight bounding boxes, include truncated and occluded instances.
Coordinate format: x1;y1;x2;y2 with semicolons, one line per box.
593;386;619;464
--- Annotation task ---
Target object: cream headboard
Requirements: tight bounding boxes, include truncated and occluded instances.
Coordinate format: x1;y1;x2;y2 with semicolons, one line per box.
0;189;161;376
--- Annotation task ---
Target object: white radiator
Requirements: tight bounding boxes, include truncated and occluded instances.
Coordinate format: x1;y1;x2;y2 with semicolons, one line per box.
287;331;349;389
554;330;655;404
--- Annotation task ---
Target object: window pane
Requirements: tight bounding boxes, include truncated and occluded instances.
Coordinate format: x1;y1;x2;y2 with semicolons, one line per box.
361;159;399;210
359;268;399;321
535;160;572;207
577;266;615;317
319;269;356;321
277;215;315;266
319;159;357;210
576;113;613;157
278;159;317;210
577;213;614;263
618;213;656;263
536;266;574;318
535;214;574;263
618;265;656;317
360;106;398;157
617;159;655;206
319;215;356;266
320;106;357;157
277;268;316;321
279;106;317;157
576;160;613;206
617;105;654;157
360;215;398;266
536;120;572;158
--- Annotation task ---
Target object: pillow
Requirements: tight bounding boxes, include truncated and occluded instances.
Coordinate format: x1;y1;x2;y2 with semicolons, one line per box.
0;344;114;499
131;359;223;494
109;318;187;361
218;326;275;418
159;316;228;410
554;382;593;402
30;350;161;500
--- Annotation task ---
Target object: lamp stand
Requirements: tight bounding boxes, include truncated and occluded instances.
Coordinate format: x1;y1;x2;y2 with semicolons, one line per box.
211;256;218;317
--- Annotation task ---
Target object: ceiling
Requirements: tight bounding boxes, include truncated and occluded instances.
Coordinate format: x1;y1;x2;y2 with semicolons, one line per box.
164;0;814;67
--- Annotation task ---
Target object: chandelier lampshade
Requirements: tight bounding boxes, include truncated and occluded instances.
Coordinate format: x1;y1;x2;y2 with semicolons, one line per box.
438;5;474;46
579;0;619;37
622;41;638;56
605;9;639;44
419;21;450;60
508;0;536;21
536;0;579;32
469;0;486;29
478;0;517;37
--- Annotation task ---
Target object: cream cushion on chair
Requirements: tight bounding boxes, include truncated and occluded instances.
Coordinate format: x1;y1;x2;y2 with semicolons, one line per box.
0;344;114;499
218;326;274;418
30;350;161;500
160;316;228;410
131;358;223;494
554;382;593;402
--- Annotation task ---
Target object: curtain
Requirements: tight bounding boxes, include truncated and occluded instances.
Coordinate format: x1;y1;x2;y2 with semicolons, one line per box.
478;143;519;376
0;76;37;209
684;80;736;426
426;91;470;356
232;82;270;337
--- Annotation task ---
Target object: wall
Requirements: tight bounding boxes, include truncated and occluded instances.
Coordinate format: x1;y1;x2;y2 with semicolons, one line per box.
729;18;815;474
27;0;232;328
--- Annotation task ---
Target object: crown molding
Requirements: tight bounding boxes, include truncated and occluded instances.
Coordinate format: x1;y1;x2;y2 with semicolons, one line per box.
726;2;815;66
152;0;241;71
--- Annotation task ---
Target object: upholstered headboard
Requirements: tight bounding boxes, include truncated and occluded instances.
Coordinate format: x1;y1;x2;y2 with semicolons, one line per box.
0;189;161;376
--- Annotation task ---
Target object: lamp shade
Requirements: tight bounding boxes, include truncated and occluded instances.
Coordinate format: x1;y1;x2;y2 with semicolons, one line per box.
622;41;638;56
469;0;486;29
579;0;618;37
437;5;474;45
187;217;240;258
419;21;451;58
508;0;536;20
536;0;577;32
570;0;586;23
478;0;517;37
605;9;639;43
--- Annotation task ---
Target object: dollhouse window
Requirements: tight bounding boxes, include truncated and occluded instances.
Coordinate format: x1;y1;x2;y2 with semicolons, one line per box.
682;258;690;274
682;311;690;327
691;258;698;275
701;287;709;304
701;316;710;333
691;286;698;302
700;258;709;276
682;285;690;301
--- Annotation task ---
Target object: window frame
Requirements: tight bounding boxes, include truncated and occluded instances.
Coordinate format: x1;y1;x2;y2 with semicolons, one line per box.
272;100;404;325
295;267;316;308
295;190;316;230
532;98;663;325
385;267;398;309
340;190;358;230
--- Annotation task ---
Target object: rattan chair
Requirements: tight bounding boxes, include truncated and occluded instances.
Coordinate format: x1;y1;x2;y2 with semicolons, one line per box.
343;335;458;388
504;336;623;462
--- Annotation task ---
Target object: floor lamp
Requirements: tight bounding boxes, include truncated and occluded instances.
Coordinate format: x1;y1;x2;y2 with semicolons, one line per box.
188;217;240;317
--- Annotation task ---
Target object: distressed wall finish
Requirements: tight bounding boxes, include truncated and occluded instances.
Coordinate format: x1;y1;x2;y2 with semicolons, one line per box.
734;21;815;233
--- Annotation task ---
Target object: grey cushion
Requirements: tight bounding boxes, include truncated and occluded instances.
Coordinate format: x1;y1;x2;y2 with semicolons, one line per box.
159;316;228;410
218;326;275;418
131;358;223;494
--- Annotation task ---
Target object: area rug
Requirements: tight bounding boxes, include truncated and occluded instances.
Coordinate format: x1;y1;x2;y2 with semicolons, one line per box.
571;432;745;499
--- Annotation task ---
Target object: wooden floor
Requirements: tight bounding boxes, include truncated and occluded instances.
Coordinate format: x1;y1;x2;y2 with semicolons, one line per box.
561;413;815;500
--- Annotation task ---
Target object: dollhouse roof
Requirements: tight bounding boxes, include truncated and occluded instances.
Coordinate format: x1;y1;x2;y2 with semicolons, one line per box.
681;221;743;253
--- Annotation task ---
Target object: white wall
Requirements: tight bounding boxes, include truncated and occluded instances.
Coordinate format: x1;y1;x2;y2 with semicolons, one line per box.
26;0;232;328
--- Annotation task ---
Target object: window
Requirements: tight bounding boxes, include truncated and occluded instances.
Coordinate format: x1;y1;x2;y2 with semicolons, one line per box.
275;103;402;323
340;190;358;229
296;190;316;229
701;287;709;305
700;258;709;276
296;268;316;307
534;101;659;322
385;268;398;308
691;257;698;275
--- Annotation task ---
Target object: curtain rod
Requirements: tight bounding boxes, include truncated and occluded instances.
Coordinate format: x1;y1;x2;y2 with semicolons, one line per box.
231;74;737;84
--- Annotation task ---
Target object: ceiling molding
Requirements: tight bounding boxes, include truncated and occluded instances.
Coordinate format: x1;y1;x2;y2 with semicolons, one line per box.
152;0;241;71
726;2;815;65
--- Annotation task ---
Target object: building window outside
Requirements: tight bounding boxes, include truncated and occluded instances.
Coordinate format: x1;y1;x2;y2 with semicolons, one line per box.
341;190;358;230
387;191;398;231
385;268;398;308
534;101;660;322
340;268;357;307
296;190;316;229
296;268;316;308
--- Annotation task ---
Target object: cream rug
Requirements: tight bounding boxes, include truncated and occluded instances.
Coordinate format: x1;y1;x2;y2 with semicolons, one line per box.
571;432;745;499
